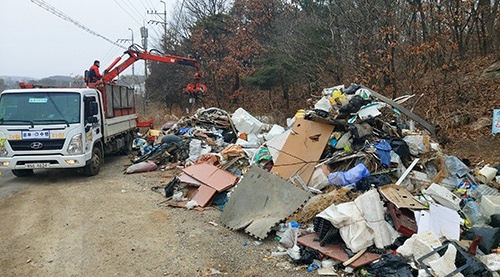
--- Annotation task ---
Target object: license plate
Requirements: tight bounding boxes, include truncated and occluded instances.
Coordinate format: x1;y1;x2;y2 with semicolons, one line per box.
21;130;50;140
25;163;50;169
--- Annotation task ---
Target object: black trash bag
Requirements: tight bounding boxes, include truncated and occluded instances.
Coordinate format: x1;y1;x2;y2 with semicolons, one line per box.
222;129;237;143
344;83;361;95
493;164;500;175
349;122;373;139
174;139;191;162
462;227;500;254
368;254;414;277
291;246;321;265
451;245;493;277
339;95;366;115
313;109;330;118
164;177;180;198
489;214;500;228
387;138;411;164
356;174;392;192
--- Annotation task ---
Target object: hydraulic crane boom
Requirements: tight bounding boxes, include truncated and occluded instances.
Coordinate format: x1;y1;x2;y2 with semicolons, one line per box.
102;48;200;82
88;45;207;95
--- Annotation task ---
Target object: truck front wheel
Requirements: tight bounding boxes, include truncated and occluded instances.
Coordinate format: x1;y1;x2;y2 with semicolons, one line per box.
84;146;102;176
12;169;34;177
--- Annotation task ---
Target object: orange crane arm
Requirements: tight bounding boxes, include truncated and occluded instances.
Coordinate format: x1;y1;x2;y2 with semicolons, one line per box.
102;48;201;83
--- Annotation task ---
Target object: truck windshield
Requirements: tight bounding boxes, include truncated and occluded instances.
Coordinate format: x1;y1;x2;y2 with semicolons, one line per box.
0;92;81;125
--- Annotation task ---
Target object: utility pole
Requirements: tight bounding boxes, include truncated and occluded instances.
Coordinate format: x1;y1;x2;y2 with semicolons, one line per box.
140;26;148;78
160;0;167;37
116;29;136;78
147;1;167;50
128;28;135;77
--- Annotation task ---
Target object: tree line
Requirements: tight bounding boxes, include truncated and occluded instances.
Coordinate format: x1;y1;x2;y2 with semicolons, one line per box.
145;0;499;121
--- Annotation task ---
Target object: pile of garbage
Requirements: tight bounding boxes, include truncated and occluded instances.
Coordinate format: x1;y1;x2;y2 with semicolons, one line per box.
127;83;500;275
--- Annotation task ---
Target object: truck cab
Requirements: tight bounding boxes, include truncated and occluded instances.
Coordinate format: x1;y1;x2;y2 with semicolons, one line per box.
0;87;127;177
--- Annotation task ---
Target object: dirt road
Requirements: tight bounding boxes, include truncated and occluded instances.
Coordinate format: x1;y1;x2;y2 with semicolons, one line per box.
0;155;300;277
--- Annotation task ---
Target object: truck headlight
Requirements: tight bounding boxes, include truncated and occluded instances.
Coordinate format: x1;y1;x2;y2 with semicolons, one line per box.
67;134;83;154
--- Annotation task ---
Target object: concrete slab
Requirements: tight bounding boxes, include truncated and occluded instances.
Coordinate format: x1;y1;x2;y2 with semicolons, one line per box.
220;165;310;239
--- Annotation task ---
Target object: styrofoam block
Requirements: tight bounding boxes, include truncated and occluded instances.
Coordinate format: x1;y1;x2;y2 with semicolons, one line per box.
231;108;263;135
423;183;461;211
397;231;442;263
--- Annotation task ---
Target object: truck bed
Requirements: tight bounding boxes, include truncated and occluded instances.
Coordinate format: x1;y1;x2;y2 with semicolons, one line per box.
103;114;137;142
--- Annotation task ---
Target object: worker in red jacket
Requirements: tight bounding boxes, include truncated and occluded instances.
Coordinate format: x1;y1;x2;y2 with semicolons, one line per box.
88;60;102;83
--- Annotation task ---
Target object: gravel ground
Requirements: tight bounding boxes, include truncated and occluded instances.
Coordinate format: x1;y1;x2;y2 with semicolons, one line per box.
0;154;325;277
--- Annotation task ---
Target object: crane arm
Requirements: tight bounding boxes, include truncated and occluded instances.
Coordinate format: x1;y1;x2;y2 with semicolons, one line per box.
102;48;200;83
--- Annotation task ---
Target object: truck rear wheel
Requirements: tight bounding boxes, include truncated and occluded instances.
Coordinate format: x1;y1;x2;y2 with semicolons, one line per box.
120;133;133;155
12;169;34;177
84;146;102;176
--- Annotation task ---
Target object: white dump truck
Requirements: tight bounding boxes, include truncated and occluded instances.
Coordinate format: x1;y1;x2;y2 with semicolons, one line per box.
0;45;206;177
0;83;137;177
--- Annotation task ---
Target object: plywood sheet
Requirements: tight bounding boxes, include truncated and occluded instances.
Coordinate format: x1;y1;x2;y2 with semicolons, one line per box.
297;233;381;268
271;118;334;184
178;173;204;186
182;163;238;192
191;185;217;207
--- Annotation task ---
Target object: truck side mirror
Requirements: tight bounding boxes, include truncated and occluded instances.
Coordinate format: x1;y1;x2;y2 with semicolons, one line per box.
89;101;98;116
87;116;98;124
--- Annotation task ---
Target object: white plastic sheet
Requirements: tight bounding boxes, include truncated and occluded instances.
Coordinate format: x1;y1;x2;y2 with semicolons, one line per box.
317;202;374;253
314;96;332;112
187;139;202;163
355;189;399;249
317;189;398;252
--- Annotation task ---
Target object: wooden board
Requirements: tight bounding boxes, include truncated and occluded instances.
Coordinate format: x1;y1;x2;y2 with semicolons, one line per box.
271;118;334;184
297;233;381;268
182;163;238;192
191;185;217;207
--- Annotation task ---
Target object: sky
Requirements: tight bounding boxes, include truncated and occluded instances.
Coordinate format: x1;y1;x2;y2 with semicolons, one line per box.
0;0;176;79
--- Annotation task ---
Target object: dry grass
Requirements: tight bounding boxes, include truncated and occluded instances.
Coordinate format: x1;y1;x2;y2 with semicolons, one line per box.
296;188;361;224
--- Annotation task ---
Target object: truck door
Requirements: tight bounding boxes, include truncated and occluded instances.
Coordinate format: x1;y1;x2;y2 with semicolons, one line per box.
83;96;101;150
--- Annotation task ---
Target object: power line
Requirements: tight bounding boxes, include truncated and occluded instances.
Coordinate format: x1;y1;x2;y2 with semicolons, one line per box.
113;0;143;26
139;0;152;11
146;0;157;10
31;0;126;49
124;0;145;20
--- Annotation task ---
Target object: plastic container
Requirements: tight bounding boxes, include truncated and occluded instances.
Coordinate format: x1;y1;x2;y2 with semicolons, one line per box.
478;165;498;183
480;195;500;218
231;107;263;135
321;258;338;268
307;259;321;272
463;200;486;226
476;184;500;199
294;109;306;119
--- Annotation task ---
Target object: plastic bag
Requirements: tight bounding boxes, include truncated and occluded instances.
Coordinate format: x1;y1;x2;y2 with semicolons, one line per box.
403;135;428;156
462;227;500;254
356;174;392;191
187;139;202;163
314;96;332;112
328;163;370;186
368;254;414;277
125;161;157;174
444;155;470;178
374;140;392;168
